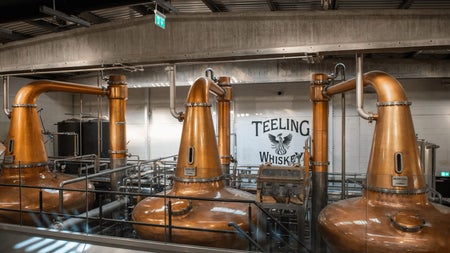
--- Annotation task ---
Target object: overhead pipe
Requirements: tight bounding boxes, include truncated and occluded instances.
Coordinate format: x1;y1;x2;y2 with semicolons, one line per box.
167;65;184;122
3;76;11;118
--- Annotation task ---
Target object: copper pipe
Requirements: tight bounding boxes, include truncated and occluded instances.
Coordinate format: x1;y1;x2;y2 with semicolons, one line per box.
107;75;128;192
217;76;232;184
326;71;407;103
310;73;329;253
132;76;255;249
318;72;450;253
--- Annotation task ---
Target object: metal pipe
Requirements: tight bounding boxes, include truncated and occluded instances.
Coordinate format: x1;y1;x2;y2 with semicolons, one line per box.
310;73;329;253
333;62;347;200
355;53;375;121
341;93;346;199
167;65;184;122
107;75;128;193
52;197;128;231
53;154;97;173
3;76;11;118
217;76;232;185
58;164;135;213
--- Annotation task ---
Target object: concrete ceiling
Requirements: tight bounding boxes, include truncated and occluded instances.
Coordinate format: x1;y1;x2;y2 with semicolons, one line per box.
0;0;449;80
1;0;450;45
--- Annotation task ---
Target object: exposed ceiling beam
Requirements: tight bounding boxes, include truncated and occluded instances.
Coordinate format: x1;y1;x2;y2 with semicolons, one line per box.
399;0;415;9
155;0;179;14
78;11;109;24
0;28;31;41
201;0;227;12
25;20;59;32
267;0;278;11
39;5;90;27
130;5;150;16
332;0;340;10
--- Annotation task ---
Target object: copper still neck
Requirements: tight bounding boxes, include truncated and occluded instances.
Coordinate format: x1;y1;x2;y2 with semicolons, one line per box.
327;71;426;196
173;77;226;193
2;80;106;173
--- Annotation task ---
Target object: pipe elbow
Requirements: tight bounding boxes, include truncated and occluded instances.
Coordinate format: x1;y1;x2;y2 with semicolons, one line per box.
356;107;378;122
364;71;408;102
186;77;225;104
170;110;184;122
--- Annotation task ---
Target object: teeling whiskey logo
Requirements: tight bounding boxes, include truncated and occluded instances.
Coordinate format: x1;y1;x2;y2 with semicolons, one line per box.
251;118;310;165
269;133;292;155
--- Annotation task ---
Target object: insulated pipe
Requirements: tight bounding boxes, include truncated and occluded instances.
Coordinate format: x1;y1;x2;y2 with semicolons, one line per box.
217;76;232;185
3;76;11;118
310;73;329;253
167;65;184;122
355;54;376;121
52;197;128;231
107;75;128;193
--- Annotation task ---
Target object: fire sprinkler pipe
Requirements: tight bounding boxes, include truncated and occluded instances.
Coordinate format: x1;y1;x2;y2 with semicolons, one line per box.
167;65;184;122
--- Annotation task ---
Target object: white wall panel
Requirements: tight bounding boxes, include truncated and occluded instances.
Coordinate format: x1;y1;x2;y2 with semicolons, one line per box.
17;74;447;177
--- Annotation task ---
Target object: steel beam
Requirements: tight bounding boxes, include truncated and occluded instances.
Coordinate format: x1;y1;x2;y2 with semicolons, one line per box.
0;10;449;73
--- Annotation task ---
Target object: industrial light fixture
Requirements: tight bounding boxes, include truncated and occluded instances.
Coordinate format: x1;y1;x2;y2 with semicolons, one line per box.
39;5;90;27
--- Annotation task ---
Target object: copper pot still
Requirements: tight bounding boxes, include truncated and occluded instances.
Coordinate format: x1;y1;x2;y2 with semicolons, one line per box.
0;80;107;225
318;72;450;253
132;77;256;249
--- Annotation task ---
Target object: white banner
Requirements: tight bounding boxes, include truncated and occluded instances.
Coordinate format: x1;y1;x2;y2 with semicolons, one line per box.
236;116;311;166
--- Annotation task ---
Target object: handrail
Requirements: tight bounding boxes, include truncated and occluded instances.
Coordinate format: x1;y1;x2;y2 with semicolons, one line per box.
228;222;265;252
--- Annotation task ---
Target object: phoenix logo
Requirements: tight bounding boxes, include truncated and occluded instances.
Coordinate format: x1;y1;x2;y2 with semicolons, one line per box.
268;133;292;155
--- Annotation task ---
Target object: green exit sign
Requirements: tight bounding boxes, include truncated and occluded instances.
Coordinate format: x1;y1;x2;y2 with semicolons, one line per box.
154;10;166;29
441;171;450;177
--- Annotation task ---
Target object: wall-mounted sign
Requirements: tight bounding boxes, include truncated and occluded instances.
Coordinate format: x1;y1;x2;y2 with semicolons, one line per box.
236;117;310;166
